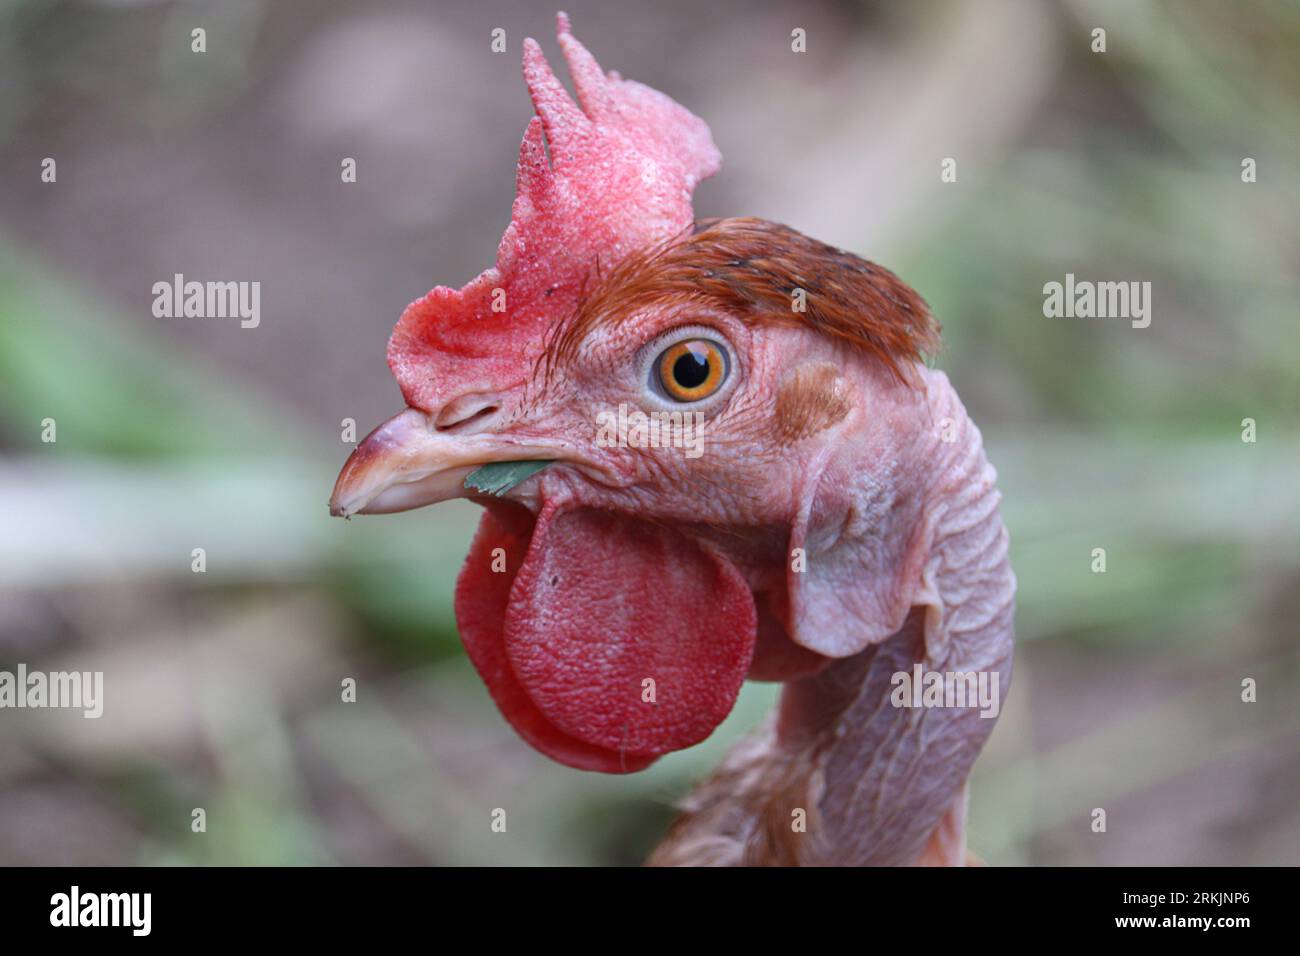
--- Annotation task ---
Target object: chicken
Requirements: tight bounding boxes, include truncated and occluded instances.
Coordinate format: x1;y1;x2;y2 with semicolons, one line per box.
330;13;1014;866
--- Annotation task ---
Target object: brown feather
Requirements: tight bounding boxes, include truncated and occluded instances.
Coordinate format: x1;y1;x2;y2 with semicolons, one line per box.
549;217;941;385
774;363;853;440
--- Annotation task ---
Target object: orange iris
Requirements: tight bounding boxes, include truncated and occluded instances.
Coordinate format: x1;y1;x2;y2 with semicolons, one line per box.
656;339;726;402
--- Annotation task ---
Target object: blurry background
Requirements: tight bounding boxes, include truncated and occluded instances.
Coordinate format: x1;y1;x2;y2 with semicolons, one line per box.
1;0;1297;865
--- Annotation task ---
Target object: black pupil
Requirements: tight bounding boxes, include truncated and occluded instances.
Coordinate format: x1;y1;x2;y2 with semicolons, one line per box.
672;350;711;389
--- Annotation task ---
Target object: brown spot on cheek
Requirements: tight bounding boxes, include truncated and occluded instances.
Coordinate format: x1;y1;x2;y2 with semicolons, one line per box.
774;364;852;440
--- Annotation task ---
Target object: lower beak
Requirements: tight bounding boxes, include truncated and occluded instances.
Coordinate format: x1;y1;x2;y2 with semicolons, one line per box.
329;407;554;517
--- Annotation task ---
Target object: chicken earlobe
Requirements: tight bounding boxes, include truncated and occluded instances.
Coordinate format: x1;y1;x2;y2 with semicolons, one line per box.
649;367;1015;865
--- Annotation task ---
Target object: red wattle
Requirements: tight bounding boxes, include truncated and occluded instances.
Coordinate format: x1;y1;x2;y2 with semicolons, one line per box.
454;501;757;773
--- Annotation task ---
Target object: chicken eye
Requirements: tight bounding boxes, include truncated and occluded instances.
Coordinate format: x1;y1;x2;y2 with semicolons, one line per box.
655;339;728;402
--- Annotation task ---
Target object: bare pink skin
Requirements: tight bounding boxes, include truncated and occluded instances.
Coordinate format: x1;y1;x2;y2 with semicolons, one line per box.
512;326;1014;866
335;309;1015;864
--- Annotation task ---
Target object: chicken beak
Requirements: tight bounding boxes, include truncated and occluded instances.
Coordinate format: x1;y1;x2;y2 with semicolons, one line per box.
329;407;555;517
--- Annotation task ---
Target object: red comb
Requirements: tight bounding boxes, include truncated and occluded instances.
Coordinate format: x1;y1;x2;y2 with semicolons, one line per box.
387;11;721;411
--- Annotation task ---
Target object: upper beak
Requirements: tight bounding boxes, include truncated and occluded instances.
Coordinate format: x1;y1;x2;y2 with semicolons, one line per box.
329;407;556;517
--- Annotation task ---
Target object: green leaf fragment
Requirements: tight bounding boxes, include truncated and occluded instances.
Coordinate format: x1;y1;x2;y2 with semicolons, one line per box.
463;460;553;496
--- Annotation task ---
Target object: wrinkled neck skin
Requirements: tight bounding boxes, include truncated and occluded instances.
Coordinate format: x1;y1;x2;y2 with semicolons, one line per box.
651;366;1015;866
